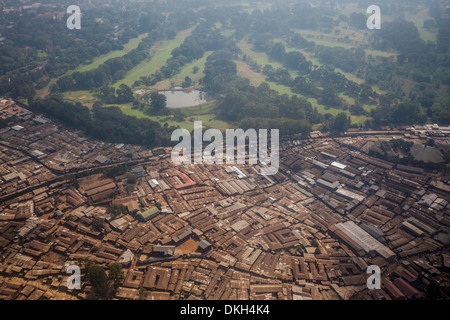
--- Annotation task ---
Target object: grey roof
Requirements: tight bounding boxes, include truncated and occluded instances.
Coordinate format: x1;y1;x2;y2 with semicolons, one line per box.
410;144;444;164
336;221;396;260
153;245;176;256
198;240;212;250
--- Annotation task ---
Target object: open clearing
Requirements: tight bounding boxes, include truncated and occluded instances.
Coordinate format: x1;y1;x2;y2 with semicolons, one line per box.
112;101;231;132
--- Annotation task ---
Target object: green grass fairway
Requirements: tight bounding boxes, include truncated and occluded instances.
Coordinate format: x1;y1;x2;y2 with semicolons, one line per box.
238;40;296;77
235;43;371;125
113;27;196;88
108;102;232;131
75;34;148;73
36;33;147;98
235;57;353;120
284;43;387;95
170;51;213;87
63;90;97;107
406;8;437;43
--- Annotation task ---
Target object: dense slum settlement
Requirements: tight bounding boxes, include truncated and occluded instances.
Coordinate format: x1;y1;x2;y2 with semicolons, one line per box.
0;98;449;300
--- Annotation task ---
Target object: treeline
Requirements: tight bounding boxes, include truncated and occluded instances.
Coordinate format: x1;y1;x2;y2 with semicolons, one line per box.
216;79;321;136
266;42;312;74
203;50;239;94
316;46;366;74
0;3;159;98
94;84;134;104
53;28;165;92
29;95;177;147
52;7;204;93
248;41;377;109
367;101;428;128
238;117;312;137
0;2;200;99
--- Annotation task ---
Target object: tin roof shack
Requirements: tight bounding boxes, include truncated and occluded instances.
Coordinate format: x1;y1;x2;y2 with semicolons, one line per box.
172;227;194;244
198;240;212;252
130;167;144;178
152;245;176;257
136;206;160;222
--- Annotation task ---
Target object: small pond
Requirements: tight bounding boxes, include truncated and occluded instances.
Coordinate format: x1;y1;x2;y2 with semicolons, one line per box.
160;90;208;108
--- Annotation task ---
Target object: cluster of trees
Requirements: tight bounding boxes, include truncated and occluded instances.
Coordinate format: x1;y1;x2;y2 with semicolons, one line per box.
266;42;312;74
367;101;427;127
242;40;377;110
102;164;130;179
316;46;366;74
29;95;177;147
285;33;315;50
261;62;375;110
106;204;127;219
216;79;320;136
321;112;352;134
86;262;124;299
203;50;238;94
94;84;134;104
144;91;168;116
238;117;312;137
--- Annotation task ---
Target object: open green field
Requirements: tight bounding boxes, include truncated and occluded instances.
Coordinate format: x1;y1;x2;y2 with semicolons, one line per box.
406;8;437;43
238;40;297;78
36;33;147;98
170;51;213;87
113;27;196;88
294;28;397;60
37;50;48;58
296;29;357;49
235;55;350;119
63;90;97;107
75;34;148;73
109;101;232;131
283;42;387;95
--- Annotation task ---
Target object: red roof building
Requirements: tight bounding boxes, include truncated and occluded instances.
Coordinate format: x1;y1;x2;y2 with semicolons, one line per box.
384;281;406;300
174;173;196;189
